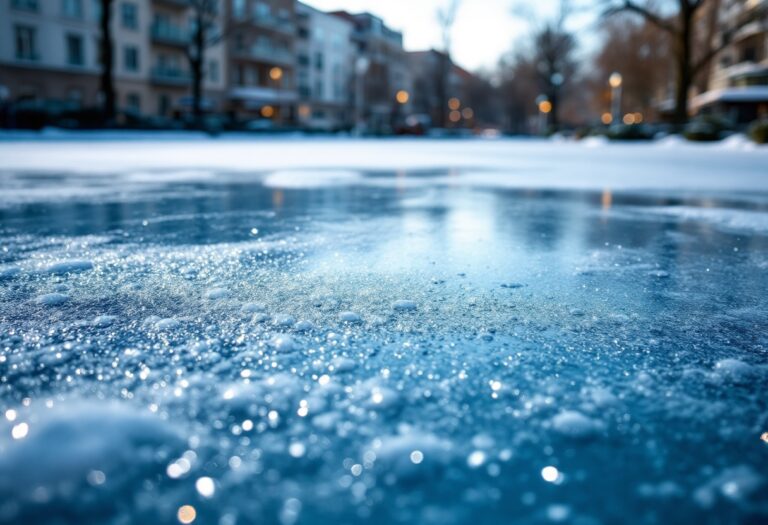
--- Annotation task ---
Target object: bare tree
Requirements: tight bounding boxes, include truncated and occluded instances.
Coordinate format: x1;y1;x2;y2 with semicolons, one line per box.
602;0;767;127
187;0;221;127
435;0;461;127
532;18;578;130
591;14;672;121
98;0;116;123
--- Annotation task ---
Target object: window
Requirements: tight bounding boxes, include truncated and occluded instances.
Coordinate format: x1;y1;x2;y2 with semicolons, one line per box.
126;93;141;113
254;2;270;19
315;51;324;70
11;0;38;11
233;0;246;19
67;88;84;105
92;0;101;21
62;0;83;18
121;2;138;30
234;64;245;86
123;45;139;72
14;25;38;61
207;60;219;82
158;94;171;116
742;46;757;63
66;34;84;66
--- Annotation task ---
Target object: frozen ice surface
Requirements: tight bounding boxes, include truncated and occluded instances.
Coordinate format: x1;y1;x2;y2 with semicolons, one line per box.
0;137;767;525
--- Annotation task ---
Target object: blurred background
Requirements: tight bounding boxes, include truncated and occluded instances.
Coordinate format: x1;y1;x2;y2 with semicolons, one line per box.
0;0;766;143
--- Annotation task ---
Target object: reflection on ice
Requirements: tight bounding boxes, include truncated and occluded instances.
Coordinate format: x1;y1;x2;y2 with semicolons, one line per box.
0;165;767;525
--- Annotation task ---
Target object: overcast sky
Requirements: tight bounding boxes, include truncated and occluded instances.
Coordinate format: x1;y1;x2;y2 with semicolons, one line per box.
302;0;574;72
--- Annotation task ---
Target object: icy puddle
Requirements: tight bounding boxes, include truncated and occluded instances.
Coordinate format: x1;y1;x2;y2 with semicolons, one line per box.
1;169;767;525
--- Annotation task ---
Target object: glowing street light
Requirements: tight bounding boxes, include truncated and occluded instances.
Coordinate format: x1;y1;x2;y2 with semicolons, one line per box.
269;67;283;81
609;72;623;125
396;90;410;104
536;94;550;135
448;97;461;111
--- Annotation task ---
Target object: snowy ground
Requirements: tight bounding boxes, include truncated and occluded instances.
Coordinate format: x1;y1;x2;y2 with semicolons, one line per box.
0;136;767;525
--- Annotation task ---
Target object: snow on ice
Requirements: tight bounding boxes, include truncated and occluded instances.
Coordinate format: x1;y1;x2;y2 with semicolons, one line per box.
0;136;767;525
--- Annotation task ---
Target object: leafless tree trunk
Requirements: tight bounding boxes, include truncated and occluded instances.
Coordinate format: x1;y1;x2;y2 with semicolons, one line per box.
603;0;766;128
436;0;461;127
99;0;116;123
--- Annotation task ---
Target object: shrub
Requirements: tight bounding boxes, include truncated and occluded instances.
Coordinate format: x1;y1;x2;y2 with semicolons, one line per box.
605;124;654;141
684;115;731;142
748;119;768;144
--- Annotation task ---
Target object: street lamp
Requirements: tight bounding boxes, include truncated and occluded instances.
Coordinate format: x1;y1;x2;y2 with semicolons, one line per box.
270;67;284;125
536;94;551;135
609;72;623;126
396;90;409;105
355;57;370;136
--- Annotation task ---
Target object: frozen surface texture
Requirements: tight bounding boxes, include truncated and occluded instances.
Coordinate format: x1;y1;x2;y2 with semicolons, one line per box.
0;137;767;525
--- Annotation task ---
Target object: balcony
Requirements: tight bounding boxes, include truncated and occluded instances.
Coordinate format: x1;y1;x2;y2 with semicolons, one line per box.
152;0;189;8
250;14;295;36
235;45;295;67
230;86;298;106
151;22;189;47
151;66;191;86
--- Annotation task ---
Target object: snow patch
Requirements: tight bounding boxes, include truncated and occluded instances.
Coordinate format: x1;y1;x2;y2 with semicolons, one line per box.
263;170;363;189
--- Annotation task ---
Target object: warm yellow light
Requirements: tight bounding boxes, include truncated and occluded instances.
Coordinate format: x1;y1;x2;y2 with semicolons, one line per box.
601;112;613;125
602;188;613;210
609;72;623;88
633;112;643;123
623;113;635;125
449;110;462;122
177;505;196;524
448;97;461;110
538;100;552;114
261;105;275;118
269;67;283;81
462;107;474;119
298;104;310;118
396;90;409;104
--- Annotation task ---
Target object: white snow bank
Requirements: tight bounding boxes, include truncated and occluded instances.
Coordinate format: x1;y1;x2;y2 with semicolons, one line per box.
1;137;767;193
263;170;363;189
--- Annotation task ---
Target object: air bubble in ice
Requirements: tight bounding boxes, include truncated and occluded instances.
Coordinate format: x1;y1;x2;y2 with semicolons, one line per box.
392;300;417;312
36;293;69;306
46;260;94;275
339;311;362;323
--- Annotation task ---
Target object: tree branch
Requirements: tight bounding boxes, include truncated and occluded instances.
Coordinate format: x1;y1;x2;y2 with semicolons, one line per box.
692;3;768;74
603;0;677;34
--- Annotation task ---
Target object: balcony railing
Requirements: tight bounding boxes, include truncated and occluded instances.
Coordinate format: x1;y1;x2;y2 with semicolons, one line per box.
151;66;191;85
151;23;189;47
250;14;295;35
152;0;189;8
239;45;295;66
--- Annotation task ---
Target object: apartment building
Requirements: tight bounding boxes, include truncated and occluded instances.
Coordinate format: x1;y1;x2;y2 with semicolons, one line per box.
408;49;469;128
693;0;768;123
331;11;411;133
0;0;419;129
227;0;296;121
149;0;227;117
295;1;353;130
0;0;226;118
